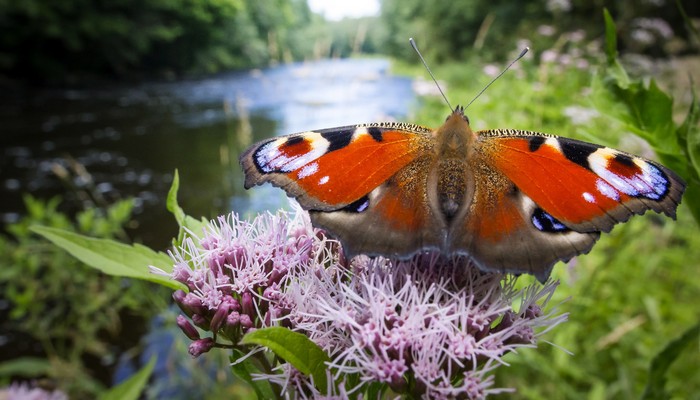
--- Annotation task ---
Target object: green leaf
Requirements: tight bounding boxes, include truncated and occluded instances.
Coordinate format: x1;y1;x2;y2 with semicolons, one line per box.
677;86;700;224
679;85;700;178
241;327;331;394
0;357;52;377
166;170;207;237
99;357;156;400
31;225;183;290
230;349;278;400
602;9;629;87
642;322;700;400
603;8;617;64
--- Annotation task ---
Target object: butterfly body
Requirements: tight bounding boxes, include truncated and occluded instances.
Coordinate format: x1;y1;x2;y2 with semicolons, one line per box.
240;106;685;281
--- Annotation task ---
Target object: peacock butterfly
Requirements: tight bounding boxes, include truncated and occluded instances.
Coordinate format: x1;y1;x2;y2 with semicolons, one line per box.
240;102;685;282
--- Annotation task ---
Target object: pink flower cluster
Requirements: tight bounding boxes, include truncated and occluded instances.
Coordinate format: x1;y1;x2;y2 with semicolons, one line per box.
160;209;321;356
159;204;567;398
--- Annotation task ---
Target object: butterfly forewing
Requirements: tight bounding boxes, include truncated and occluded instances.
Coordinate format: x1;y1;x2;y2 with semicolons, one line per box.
240;123;433;211
478;130;685;232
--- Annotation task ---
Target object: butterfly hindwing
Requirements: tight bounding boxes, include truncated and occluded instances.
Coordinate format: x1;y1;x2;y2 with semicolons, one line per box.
442;139;599;281
310;151;445;258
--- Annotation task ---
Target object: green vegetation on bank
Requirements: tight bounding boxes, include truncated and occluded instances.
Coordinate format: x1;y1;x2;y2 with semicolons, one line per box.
3;0;696;84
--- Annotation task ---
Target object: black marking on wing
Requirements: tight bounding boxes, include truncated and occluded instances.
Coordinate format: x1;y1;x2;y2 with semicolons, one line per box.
531;208;571;233
321;128;356;152
285;136;304;146
367;127;383;142
528;136;546;152
560;138;602;170
613;152;635;167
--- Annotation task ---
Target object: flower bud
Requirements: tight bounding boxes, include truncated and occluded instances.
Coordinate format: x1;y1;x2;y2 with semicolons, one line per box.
177;315;200;340
210;304;229;332
241;291;255;319
240;313;254;330
191;314;209;330
181;293;206;316
188;337;215;357
226;311;241;328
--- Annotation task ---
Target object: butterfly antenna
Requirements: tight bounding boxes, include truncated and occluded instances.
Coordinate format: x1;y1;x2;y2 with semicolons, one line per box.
465;47;529;110
409;38;453;112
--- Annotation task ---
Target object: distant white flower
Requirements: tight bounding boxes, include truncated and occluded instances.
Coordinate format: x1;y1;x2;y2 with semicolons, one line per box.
541;50;559;63
482;64;501;78
564;106;600;125
546;0;572;13
537;25;556;37
567;30;586;43
633;18;674;39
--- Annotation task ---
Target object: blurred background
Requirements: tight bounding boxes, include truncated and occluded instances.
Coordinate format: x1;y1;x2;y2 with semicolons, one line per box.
0;0;698;398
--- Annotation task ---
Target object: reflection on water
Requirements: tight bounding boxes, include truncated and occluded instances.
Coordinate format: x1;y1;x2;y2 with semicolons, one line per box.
0;59;416;249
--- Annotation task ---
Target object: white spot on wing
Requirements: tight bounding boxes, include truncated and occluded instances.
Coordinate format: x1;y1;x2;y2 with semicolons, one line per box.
596;179;620;201
544;137;562;152
319;176;329;185
352;127;369;141
297;162;319;179
582;192;596;203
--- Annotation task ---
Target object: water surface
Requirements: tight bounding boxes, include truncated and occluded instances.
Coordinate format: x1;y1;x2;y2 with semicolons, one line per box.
0;58;417;248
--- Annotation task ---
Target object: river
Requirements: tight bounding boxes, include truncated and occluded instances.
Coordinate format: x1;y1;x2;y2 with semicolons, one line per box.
0;58;417;249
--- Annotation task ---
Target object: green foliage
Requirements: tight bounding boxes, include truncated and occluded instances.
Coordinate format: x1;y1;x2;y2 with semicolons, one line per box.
0;195;168;398
0;0;324;82
32;225;181;289
98;357;155;400
167;170;208;239
230;348;278;400
241;327;332;394
642;323;700;400
380;0;698;63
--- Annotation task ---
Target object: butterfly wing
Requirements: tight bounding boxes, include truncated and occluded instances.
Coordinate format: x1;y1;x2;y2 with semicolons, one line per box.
450;129;685;280
240;122;447;256
479;130;685;231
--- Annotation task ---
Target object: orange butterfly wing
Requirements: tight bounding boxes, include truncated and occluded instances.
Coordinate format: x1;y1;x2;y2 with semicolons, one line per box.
240;123;431;209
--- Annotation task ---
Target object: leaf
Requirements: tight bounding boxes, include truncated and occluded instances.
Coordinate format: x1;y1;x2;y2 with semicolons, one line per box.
241;327;331;394
603;8;617;64
679;85;700;179
230;349;278;400
602;9;629;87
642;322;700;400
31;226;183;290
676;86;700;224
99;357;156;400
0;357;51;377
166;170;207;238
